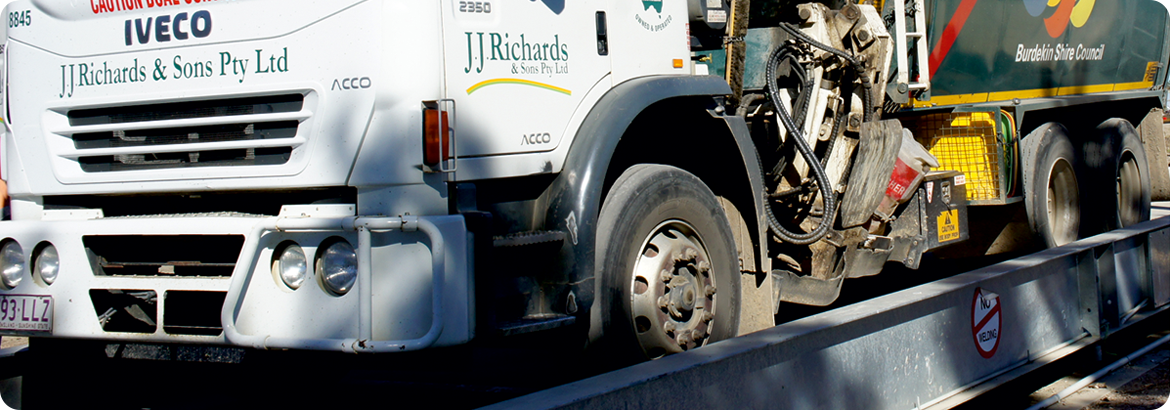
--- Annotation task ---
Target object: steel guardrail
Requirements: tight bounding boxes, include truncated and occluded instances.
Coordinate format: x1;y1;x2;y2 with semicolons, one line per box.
485;209;1170;410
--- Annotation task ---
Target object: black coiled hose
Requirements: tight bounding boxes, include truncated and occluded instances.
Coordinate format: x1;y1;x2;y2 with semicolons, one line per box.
762;22;874;245
762;44;836;245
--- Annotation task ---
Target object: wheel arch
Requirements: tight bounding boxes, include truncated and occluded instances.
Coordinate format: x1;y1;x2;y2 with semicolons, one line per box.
540;75;768;334
605;97;767;272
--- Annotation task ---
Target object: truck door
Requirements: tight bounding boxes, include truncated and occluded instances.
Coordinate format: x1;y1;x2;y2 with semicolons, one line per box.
441;0;611;158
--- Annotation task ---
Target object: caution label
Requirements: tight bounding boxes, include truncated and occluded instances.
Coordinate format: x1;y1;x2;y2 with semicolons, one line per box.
972;288;1002;359
937;209;961;243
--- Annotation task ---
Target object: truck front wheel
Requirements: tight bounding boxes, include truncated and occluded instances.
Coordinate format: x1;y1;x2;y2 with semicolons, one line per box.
594;164;740;360
1022;123;1080;248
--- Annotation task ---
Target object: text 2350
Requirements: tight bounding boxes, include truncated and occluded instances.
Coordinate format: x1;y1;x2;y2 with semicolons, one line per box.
459;1;491;13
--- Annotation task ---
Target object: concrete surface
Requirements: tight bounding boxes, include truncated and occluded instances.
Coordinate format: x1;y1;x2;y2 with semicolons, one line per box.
0;337;25;352
1031;340;1170;410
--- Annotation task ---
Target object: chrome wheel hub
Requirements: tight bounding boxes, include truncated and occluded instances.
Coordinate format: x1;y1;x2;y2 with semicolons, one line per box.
630;221;717;359
1046;158;1079;246
1117;153;1142;227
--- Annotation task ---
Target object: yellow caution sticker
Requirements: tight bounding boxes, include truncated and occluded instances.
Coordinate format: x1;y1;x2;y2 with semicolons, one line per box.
937;209;961;243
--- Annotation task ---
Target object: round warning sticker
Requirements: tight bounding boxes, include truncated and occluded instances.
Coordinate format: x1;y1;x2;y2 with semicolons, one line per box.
972;287;1001;359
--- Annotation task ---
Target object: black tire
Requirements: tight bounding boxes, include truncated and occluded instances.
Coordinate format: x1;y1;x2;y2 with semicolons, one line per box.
1098;119;1152;230
593;164;740;361
1021;123;1080;248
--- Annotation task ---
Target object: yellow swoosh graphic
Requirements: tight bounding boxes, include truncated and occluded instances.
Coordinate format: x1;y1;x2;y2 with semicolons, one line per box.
1070;0;1095;27
466;78;572;95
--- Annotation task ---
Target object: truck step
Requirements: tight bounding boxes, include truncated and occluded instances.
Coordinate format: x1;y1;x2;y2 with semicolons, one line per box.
495;314;576;337
492;231;565;248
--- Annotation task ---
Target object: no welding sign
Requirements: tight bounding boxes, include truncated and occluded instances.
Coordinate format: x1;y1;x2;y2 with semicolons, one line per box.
972;288;1001;358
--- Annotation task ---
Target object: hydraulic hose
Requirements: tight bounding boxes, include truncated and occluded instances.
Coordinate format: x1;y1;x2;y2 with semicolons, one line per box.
794;68;814;131
761;22;876;245
763;39;838;245
778;23;874;122
736;94;766;117
771;46;813;181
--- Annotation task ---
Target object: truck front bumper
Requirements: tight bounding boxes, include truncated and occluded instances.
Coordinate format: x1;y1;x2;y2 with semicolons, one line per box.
0;214;474;353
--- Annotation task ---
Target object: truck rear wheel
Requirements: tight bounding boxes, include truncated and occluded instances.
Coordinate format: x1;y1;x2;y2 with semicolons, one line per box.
1102;119;1152;229
1077;119;1152;236
594;164;740;360
1022;123;1080;248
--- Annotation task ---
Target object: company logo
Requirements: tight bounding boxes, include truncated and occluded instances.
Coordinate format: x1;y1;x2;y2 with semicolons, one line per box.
59;47;290;98
520;132;552;145
332;77;372;91
635;0;671;32
463;32;572;95
1022;0;1096;38
125;11;212;46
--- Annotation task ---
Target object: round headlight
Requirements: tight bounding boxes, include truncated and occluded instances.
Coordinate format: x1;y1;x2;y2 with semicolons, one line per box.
35;244;60;286
317;240;357;295
0;241;25;289
276;244;308;290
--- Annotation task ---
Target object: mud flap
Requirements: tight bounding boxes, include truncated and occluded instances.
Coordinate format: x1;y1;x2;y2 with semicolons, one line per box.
840;119;904;228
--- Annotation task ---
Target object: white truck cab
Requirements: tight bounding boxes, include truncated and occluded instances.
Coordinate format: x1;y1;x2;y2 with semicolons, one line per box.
0;0;751;355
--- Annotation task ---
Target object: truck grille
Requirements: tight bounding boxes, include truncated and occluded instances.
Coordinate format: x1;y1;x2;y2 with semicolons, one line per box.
68;94;304;126
90;289;227;336
62;94;305;173
163;291;228;336
46;188;357;217
77;146;293;173
84;235;245;277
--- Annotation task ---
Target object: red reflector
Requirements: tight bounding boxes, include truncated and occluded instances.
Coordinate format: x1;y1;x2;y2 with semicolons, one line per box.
424;108;450;166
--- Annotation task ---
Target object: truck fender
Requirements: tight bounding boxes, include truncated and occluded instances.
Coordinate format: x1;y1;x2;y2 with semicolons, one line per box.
538;75;769;342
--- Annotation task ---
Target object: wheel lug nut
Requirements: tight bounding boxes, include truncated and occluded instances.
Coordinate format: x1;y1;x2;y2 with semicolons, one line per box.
702;312;714;323
661;269;673;283
672;251;684;262
663;321;676;334
692;328;706;340
705;285;717;297
677;332;692;346
658;296;670;309
696;261;711;274
684;248;698;261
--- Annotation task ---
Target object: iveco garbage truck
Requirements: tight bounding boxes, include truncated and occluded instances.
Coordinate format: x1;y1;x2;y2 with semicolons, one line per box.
0;0;1165;361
